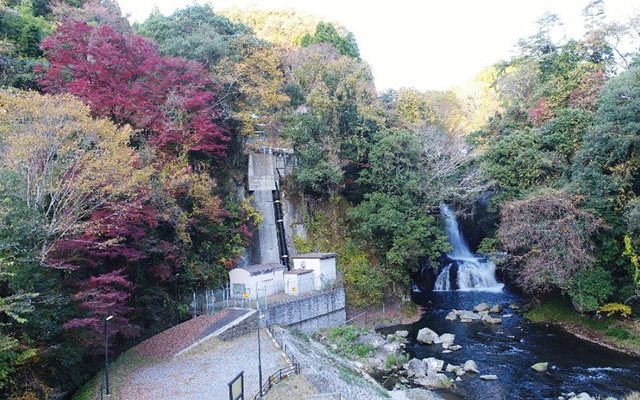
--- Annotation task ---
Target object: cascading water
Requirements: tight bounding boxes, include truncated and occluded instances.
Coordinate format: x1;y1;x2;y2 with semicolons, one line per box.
433;205;504;292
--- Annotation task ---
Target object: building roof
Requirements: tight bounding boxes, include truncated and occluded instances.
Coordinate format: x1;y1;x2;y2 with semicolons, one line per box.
284;269;313;275
237;263;285;276
291;252;338;260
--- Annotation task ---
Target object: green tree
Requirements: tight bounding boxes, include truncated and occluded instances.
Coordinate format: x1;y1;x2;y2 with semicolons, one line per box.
301;22;360;59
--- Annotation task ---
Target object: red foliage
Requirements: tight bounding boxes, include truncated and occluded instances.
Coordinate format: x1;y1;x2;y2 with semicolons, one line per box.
569;70;606;112
38;22;229;157
64;269;140;350
53;200;183;350
528;97;554;127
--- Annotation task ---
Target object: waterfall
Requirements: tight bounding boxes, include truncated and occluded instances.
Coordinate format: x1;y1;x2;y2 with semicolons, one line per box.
434;205;504;292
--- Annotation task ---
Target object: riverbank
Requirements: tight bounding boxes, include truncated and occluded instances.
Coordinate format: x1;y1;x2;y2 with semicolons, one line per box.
346;301;424;330
525;299;640;358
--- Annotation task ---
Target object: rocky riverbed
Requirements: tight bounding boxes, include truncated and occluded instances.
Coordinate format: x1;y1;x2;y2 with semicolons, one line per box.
375;291;640;400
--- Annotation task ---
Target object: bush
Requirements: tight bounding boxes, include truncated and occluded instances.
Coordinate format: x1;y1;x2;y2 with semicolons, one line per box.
568;267;614;312
384;353;409;371
598;303;633;318
354;343;376;358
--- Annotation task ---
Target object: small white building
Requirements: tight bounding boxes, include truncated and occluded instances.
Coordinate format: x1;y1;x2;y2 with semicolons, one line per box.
291;253;337;291
284;269;314;296
228;263;285;300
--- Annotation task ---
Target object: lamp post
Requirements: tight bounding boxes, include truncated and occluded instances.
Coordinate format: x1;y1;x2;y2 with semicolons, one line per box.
256;283;264;398
104;315;113;396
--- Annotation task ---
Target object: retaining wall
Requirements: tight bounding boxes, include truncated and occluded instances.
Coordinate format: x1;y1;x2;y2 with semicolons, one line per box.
264;288;346;333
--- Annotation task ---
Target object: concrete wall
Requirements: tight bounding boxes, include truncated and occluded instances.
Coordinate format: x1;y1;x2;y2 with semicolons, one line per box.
249;189;280;265
284;271;314;296
229;268;284;300
265;288;346;333
292;257;336;290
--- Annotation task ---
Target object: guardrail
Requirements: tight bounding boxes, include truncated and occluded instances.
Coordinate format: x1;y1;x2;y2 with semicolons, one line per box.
252;325;300;399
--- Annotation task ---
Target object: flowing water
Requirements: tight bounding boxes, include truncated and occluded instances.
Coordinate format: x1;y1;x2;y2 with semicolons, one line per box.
433;205;504;292
381;206;640;399
390;290;640;400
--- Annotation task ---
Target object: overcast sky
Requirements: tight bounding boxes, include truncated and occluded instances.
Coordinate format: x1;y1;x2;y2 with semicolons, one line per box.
118;0;640;91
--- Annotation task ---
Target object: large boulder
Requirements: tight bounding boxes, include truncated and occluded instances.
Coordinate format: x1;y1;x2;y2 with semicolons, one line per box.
435;333;455;349
531;362;549;373
446;364;465;376
424;357;445;375
463;360;479;373
445;311;458;321
414;373;452;389
459;310;481;321
417;327;439;344
404;358;426;378
474;302;490;312
482;314;502;324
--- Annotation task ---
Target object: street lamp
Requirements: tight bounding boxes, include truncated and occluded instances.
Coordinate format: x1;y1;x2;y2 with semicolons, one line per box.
104;315;113;396
256;284;264;398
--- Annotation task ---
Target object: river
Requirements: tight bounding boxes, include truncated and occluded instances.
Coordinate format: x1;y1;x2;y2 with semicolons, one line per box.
379;206;640;399
387;288;640;399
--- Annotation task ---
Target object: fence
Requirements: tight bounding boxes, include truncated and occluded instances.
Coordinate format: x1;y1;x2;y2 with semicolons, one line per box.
252;325;301;399
189;285;273;317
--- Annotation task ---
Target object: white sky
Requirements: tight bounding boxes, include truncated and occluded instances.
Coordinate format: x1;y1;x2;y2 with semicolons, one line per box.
118;0;640;91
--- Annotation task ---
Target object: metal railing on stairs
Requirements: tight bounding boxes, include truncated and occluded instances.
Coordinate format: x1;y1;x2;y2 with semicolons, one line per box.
252;325;300;399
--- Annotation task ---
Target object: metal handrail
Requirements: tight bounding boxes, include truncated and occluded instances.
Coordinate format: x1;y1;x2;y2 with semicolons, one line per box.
252;326;301;399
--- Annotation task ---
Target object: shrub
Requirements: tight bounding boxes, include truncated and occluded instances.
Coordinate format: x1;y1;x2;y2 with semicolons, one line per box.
598;303;633;318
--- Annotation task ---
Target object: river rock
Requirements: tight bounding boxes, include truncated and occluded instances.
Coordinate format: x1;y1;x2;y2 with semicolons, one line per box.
449;345;462;351
446;364;465;376
474;302;490;312
442;350;452;354
382;341;403;355
424;357;445;374
417;327;439;344
359;333;385;347
414;373;452;389
395;330;409;338
445;311;458;321
404;358;426;378
531;362;549;372
480;374;498;380
459;310;481;320
482;314;502;324
463;360;479;373
490;303;503;313
508;303;520;310
436;333;455;348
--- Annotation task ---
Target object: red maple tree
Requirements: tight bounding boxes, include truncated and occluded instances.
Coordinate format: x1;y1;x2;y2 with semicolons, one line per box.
39;22;229;158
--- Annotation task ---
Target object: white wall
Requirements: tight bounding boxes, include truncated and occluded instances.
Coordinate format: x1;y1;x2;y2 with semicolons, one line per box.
285;272;314;296
292;257;337;290
229;267;284;299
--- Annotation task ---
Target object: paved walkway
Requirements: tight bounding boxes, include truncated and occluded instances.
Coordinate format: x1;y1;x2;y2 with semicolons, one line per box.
120;329;288;400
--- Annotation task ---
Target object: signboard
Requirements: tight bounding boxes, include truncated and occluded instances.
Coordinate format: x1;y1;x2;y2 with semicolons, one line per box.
291;287;296;293
228;371;244;400
243;292;249;299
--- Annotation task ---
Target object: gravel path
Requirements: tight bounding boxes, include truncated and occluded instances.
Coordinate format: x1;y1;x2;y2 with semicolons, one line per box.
119;328;289;400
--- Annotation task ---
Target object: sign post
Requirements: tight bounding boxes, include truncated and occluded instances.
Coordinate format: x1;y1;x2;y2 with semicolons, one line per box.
228;371;244;400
